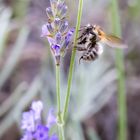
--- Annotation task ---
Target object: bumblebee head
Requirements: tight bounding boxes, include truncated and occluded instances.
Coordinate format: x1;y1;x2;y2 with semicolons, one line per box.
85;24;93;31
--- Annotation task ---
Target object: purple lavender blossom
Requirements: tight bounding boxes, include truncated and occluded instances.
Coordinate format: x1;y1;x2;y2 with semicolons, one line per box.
21;111;35;132
50;135;59;140
33;125;49;140
21;101;58;140
47;108;57;128
31;101;43;120
21;132;33;140
41;0;74;65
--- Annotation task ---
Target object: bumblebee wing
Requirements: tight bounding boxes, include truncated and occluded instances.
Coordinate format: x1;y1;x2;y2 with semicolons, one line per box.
101;35;127;49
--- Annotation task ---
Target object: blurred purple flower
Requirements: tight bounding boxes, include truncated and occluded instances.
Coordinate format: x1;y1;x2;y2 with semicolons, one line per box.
33;125;49;140
31;101;43;120
50;135;59;140
21;132;33;140
21;111;35;132
41;0;74;65
21;101;58;140
47;108;57;128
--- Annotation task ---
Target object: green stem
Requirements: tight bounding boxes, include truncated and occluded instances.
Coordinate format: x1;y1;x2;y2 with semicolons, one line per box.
60;126;65;140
56;65;65;140
58;126;65;140
56;65;61;116
62;0;83;121
111;1;127;140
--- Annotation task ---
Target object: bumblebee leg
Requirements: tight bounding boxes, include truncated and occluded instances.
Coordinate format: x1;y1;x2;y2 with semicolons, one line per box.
74;46;87;51
79;52;90;64
77;31;87;40
89;31;96;36
77;37;87;45
67;44;87;51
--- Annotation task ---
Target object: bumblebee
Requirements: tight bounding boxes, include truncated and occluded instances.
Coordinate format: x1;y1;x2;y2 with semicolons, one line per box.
76;24;127;63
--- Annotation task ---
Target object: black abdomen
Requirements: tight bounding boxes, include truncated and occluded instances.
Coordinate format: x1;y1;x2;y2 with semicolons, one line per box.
79;48;98;62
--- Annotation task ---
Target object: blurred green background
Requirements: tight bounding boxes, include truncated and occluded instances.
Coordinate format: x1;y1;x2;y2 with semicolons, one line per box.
0;0;140;140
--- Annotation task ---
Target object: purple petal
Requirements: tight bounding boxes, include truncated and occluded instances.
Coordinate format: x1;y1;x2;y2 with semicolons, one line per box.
57;2;64;14
51;45;61;56
46;7;53;20
50;134;58;140
60;21;68;33
65;28;74;46
31;101;43;120
50;0;57;16
41;24;56;46
41;24;50;37
21;132;33;140
21;111;35;132
54;18;61;30
60;28;74;56
59;4;68;18
46;23;54;34
55;32;62;45
34;125;49;140
47;108;56;128
48;37;56;47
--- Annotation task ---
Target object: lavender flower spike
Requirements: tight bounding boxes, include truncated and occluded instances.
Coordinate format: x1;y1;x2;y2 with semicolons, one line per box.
41;0;74;65
20;101;58;140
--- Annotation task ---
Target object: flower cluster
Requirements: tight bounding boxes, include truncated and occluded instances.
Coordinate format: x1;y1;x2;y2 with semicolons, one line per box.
41;0;74;65
21;101;58;140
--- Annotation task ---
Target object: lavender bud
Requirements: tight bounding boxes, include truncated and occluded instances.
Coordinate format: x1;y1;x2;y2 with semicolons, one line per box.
59;5;68;18
46;23;54;34
54;18;61;30
51;44;60;56
64;28;74;47
55;32;62;45
60;21;68;33
50;0;57;16
46;7;54;21
57;2;64;15
60;29;74;56
51;45;61;65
